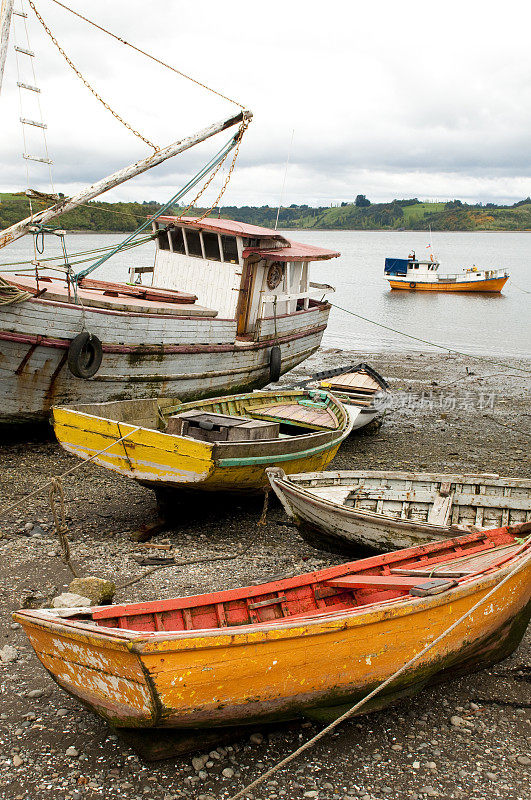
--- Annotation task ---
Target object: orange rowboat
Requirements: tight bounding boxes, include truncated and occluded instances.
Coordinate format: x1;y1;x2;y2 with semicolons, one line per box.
14;525;531;736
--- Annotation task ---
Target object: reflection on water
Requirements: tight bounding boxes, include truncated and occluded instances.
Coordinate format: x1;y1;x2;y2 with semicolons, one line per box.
2;229;530;358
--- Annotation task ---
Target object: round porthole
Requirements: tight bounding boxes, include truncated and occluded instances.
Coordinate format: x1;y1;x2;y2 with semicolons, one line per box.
266;262;284;290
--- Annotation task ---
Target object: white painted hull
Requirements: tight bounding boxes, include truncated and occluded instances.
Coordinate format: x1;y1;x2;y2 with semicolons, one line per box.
0;297;331;424
268;470;531;554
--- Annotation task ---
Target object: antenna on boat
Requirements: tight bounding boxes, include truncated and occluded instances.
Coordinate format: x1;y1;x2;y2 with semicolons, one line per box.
274;128;295;231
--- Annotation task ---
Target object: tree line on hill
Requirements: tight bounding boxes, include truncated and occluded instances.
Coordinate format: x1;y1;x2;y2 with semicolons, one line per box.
0;192;530;233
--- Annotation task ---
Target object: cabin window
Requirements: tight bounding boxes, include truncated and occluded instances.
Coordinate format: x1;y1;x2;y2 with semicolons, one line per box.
203;232;221;261
221;235;239;264
169;227;186;254
185;229;203;258
414;264;419;269
157;229;170;251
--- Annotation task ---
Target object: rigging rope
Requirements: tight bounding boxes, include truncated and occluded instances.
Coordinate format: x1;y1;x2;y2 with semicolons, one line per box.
331;302;531;375
49;0;246;110
74;125;246;280
27;0;158;150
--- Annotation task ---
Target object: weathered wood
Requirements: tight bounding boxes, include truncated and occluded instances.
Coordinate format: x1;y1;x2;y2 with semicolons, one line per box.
0;0;14;96
13;525;531;734
267;469;531;555
0;110;251;249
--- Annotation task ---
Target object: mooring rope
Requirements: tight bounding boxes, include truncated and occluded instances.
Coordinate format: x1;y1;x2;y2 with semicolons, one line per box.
0;276;33;305
330;302;531;375
0;427;142;520
227;543;531;800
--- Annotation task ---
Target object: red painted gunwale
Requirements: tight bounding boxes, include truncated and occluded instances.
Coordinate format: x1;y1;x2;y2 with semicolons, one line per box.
88;526;526;636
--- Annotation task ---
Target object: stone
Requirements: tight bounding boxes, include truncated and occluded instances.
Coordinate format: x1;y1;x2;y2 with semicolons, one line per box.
21;593;48;609
412;761;421;769
450;716;465;727
52;593;91;609
68;577;116;606
65;747;80;758
13;754;23;767
222;767;235;778
303;793;319;799
517;755;531;765
0;644;18;663
486;772;497;780
198;770;207;780
27;689;44;698
192;756;205;771
249;732;264;745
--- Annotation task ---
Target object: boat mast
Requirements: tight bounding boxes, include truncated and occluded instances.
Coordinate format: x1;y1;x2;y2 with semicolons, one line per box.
0;110;251;250
0;0;14;95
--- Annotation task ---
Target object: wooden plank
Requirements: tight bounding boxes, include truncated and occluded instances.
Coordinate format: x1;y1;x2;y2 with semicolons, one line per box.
327;575;431;590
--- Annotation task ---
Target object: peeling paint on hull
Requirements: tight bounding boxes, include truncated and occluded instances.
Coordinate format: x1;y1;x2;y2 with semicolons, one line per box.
14;546;531;732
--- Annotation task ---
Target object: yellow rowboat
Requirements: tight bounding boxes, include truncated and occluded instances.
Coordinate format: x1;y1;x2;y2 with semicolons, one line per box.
52;389;353;494
13;525;531;735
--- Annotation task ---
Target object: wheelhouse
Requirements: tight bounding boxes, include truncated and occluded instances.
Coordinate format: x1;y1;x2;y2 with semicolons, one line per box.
132;217;338;338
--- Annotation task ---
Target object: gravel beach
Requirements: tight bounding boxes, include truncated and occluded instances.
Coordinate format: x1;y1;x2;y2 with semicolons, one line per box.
0;348;529;800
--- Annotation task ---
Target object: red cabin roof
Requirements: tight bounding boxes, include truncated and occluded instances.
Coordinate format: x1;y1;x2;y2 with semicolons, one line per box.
155;216;340;261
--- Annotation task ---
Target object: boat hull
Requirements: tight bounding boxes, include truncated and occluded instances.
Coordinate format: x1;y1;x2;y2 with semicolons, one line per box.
267;470;531;553
14;557;531;730
52;391;352;493
0;296;330;425
388;276;508;292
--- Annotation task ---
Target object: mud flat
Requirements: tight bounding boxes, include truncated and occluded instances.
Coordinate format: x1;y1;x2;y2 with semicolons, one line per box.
0;349;529;800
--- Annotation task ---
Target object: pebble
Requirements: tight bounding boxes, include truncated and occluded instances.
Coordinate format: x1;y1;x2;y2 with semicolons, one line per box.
12;754;23;767
65;747;80;758
0;644;18;663
222;767;235;778
249;732;264;745
412;761;420;769
517;755;531;765
27;688;44;698
303;793;319;799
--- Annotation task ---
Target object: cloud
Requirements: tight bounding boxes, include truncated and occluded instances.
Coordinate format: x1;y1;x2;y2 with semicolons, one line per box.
0;0;529;206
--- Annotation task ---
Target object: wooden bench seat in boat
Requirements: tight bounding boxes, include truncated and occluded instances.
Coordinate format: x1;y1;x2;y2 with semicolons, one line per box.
326;575;432;590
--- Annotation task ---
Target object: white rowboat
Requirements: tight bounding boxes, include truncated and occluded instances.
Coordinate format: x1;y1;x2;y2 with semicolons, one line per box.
267;469;531;553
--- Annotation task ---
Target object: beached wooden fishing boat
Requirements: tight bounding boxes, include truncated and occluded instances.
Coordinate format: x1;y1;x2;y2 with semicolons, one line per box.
52;389;353;494
267;469;531;553
0;4;339;426
305;363;389;430
13;525;531;735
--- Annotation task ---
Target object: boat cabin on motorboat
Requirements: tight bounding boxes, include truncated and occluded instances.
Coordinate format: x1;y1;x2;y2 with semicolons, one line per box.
384;252;509;292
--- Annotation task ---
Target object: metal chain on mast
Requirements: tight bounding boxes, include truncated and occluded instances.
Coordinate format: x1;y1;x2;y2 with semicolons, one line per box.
49;0;246;110
27;0;158;150
178;117;249;221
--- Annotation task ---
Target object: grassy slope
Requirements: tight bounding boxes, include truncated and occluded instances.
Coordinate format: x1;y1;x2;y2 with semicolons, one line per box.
1;193;530;232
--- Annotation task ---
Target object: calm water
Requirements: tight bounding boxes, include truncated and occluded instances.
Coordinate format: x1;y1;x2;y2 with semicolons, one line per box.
2;230;530;358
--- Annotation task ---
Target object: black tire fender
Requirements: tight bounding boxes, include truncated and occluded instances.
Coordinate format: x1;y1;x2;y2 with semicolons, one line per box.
269;345;281;383
409;282;417;289
67;332;103;379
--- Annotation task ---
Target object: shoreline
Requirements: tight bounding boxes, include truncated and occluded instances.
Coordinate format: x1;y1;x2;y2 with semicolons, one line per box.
0;348;529;799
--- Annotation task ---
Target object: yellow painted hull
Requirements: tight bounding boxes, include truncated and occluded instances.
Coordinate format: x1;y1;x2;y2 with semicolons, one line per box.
52;391;351;493
388;276;508;292
14;560;531;729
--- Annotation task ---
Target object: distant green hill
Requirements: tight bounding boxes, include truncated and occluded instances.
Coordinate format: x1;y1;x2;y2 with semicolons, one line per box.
1;193;530;233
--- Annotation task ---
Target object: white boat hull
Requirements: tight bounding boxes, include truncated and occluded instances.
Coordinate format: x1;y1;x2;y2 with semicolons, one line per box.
268;469;531;554
0;296;330;424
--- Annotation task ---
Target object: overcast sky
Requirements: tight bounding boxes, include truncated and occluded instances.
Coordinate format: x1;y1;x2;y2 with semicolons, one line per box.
1;0;530;206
